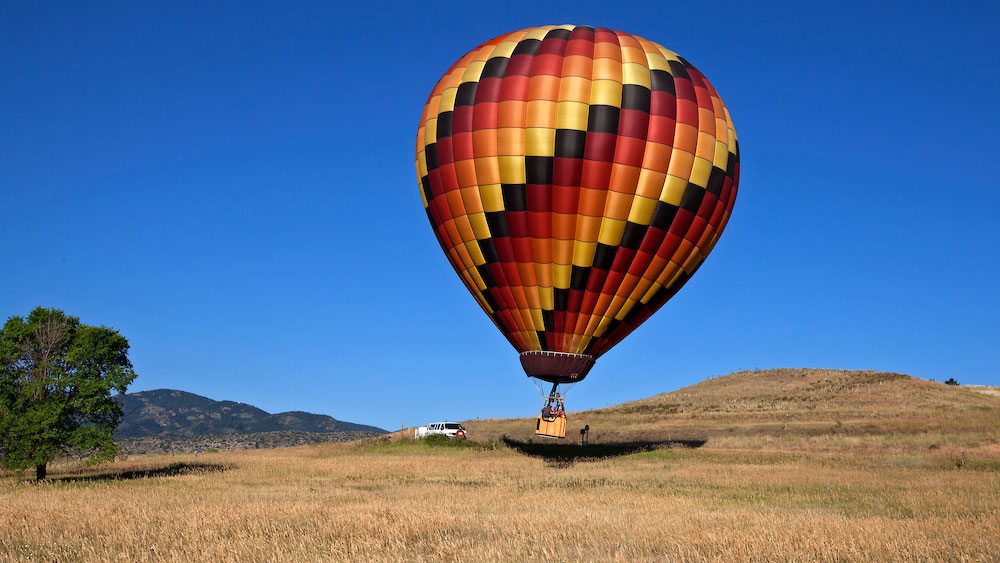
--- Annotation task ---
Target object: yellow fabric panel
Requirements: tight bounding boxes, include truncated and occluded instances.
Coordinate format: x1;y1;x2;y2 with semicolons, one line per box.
621;62;651;89
614;298;638;321
590;79;622;107
595;315;614;338
416;150;428;180
468;267;487;292
465;240;485;266
498;155;526;183
461;60;486;82
639;41;671;71
553;263;571;289
468;212;490;239
439;87;458;113
661;174;687;205
424;116;438;144
713;140;730;169
627;195;658;225
555;101;589;131
572;241;597;267
525;127;555;157
690;157;713;188
639;281;661;304
529;308;544;331
479;183;504;212
538;285;554;310
654;45;682;63
597;217;626;246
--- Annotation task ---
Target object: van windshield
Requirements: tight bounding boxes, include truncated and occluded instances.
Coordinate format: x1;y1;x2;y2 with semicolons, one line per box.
445;423;462;430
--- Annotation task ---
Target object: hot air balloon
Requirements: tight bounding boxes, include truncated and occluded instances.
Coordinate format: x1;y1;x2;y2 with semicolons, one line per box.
415;25;739;438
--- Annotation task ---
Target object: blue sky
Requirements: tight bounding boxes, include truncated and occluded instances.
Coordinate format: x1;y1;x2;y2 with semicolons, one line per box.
2;1;997;430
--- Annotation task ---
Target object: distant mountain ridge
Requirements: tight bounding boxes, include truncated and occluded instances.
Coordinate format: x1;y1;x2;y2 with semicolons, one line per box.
114;389;386;438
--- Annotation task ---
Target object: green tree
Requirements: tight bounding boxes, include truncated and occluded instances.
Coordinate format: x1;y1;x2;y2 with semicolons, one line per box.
0;307;136;480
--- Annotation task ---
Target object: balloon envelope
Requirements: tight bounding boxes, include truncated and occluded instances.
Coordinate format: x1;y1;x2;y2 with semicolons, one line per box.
415;25;739;383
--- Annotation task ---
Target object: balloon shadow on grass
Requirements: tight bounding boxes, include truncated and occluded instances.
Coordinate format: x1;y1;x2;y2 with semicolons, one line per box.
48;462;226;483
501;437;706;466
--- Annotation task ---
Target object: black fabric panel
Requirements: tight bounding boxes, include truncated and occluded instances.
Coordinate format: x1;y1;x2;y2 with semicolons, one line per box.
706;167;726;196
650;201;679;231
536;330;549;351
650;70;676;94
542;309;555;332
482;57;510;79
544;28;571;41
435;111;453;140
620;221;647;250
424;143;438;171
554;288;569;312
512;38;542;56
482;290;499;311
420;175;433;204
593;243;616;270
478;239;500;264
455;82;478;107
554;129;587;159
570;265;589;291
476;264;496;288
668;60;690;81
502;183;527;212
679;183;706;212
621;84;651;113
525;156;554;185
485;211;510;239
587;105;620;134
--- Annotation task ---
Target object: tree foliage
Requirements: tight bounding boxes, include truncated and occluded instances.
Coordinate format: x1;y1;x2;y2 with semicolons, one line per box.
0;307;137;479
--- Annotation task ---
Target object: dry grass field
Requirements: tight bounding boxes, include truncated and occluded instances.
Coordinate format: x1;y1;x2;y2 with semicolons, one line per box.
2;369;999;562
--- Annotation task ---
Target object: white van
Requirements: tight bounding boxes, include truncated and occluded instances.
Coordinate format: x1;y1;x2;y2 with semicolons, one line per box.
414;422;467;439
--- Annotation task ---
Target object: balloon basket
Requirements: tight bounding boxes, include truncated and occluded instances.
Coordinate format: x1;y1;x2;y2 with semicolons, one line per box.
535;414;567;439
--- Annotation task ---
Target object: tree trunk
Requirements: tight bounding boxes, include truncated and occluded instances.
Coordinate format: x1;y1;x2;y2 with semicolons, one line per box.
35;463;46;481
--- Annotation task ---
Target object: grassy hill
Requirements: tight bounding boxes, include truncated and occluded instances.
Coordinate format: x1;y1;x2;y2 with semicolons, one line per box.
461;368;1000;458
4;368;999;561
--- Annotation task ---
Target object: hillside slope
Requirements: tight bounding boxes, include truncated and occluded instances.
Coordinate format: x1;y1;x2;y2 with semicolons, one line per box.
463;369;1000;451
114;389;387;438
